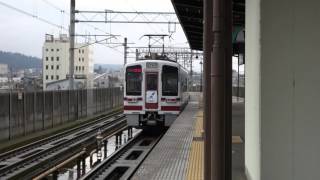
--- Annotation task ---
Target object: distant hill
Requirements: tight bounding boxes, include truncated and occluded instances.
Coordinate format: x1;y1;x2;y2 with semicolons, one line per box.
94;63;122;70
0;51;42;70
0;51;123;72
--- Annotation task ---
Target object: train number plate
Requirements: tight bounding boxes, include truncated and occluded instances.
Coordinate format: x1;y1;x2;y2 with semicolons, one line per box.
146;62;158;69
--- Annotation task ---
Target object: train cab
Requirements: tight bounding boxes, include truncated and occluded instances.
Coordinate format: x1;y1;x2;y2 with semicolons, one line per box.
123;59;189;128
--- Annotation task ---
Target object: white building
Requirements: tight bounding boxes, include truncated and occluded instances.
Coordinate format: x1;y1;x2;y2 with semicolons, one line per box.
0;64;8;76
42;34;94;90
94;73;110;88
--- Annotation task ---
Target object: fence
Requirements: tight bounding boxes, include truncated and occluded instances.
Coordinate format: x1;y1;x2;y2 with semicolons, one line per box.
189;85;245;98
0;87;123;141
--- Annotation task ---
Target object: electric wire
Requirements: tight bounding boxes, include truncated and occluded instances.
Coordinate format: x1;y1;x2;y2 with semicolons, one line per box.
41;0;125;51
0;1;67;31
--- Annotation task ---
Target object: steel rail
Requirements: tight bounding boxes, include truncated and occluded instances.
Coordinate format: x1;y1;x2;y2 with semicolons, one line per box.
0;116;127;179
81;130;164;180
0;110;122;161
32;125;129;180
32;149;87;180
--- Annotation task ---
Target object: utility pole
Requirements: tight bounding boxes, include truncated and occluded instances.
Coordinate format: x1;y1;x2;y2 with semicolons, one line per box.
69;0;75;90
124;37;128;65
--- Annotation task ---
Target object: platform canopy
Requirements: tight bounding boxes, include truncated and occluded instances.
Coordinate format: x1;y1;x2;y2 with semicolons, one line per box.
171;0;245;51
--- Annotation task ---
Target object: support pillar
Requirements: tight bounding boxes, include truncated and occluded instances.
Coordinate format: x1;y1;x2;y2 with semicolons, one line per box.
81;158;86;175
115;134;119;147
238;54;240;100
52;171;59;180
104;140;108;158
203;0;213;179
124;134;127;143
204;0;232;179
119;132;122;145
90;154;93;168
76;159;81;179
210;0;233;179
128;127;132;139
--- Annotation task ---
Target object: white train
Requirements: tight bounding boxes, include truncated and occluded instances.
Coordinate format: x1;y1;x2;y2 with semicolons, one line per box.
124;59;189;127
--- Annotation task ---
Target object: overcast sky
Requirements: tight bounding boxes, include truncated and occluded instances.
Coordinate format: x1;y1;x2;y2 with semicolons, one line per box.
0;0;245;73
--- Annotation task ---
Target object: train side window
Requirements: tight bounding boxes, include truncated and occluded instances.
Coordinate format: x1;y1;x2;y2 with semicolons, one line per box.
162;65;178;96
126;65;142;95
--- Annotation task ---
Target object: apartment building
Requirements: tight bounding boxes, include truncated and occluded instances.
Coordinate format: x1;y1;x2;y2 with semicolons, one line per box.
42;34;94;90
0;63;8;76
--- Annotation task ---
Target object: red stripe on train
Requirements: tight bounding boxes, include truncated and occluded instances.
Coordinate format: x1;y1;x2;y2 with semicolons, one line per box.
161;106;180;111
124;106;142;110
146;103;158;109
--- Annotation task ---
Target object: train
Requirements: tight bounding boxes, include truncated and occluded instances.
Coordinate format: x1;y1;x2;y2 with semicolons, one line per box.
123;59;189;128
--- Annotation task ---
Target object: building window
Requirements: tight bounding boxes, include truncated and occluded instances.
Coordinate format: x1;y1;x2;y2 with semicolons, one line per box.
56;65;59;70
56;75;59;80
56;57;59;61
51;65;54;70
79;58;81;62
51;49;54;52
46;57;49;61
82;58;84;62
82;49;84;53
76;66;78;71
82;66;84;71
46;65;48;70
56;49;59;52
46;48;48;51
51;75;54;80
46;75;48;80
79;49;81;53
51;57;54;61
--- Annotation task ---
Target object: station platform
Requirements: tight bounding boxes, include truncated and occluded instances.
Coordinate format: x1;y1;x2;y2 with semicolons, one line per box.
132;99;201;180
131;94;246;180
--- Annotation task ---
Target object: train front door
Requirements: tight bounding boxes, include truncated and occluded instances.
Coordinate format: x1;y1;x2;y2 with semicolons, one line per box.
145;73;158;109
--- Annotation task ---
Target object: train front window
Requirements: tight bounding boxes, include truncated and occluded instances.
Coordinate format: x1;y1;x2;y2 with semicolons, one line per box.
126;65;142;95
162;66;178;96
146;74;158;90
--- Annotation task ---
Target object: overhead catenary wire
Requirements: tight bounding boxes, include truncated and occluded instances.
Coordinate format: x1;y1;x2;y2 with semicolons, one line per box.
41;0;115;36
0;1;67;31
42;0;121;41
0;1;129;58
0;1;107;48
42;0;127;52
42;0;66;13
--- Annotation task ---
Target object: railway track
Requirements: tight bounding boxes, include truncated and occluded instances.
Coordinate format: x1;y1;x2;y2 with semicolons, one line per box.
81;129;165;180
0;112;127;179
0;111;122;162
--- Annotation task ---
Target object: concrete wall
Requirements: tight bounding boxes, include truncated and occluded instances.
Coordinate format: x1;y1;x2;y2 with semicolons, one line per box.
246;0;320;179
245;0;261;179
0;88;123;142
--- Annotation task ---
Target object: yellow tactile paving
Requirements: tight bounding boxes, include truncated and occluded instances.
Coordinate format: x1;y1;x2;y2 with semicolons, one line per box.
194;111;203;138
186;111;243;180
187;110;204;180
